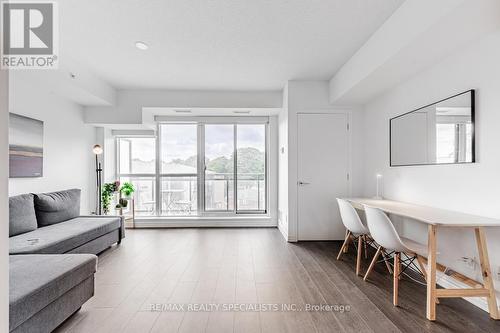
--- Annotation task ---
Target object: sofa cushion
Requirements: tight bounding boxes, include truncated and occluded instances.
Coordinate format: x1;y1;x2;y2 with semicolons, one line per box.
9;194;38;237
9;216;121;254
9;254;97;332
34;189;81;226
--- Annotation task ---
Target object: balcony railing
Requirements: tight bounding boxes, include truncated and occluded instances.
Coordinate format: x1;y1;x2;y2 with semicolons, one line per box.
205;173;265;211
122;173;265;216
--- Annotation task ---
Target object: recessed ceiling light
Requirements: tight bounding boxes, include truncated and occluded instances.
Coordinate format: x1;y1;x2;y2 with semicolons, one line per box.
174;109;192;113
135;41;149;50
233;110;251;114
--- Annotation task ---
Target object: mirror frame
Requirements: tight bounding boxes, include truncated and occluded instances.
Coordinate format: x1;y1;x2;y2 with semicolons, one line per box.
389;89;475;167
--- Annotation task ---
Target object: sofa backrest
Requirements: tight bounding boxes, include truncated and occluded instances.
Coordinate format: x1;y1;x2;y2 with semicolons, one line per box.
9;194;38;237
34;189;81;227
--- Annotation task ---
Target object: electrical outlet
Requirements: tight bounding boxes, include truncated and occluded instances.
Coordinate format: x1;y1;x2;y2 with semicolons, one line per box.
458;256;477;270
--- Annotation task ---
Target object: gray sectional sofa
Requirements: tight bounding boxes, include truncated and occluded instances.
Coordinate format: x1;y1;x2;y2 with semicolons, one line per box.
9;189;125;333
10;255;97;333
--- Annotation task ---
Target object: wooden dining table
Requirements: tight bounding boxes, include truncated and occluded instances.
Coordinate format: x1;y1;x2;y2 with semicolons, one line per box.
345;197;500;321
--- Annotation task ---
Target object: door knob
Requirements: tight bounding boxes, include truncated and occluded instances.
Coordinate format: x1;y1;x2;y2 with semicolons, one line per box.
298;181;311;186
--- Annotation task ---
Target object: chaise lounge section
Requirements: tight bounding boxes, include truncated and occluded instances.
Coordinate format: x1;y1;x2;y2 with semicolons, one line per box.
9;189;125;332
10;254;97;333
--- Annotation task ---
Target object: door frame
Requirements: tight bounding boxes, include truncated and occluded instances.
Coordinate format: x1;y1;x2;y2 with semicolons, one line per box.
295;110;353;241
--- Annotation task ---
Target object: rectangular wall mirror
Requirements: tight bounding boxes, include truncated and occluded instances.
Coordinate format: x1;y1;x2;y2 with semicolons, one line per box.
390;90;475;167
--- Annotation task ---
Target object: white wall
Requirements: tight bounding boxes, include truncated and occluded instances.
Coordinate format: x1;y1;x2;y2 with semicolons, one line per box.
278;84;289;240
361;29;500;307
0;66;9;333
85;89;282;125
8;75;96;214
329;0;500;104
12;57;116;107
279;81;364;241
103;128;116;183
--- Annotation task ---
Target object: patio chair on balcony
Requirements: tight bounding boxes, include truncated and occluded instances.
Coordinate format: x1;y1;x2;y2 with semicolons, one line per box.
172;200;193;213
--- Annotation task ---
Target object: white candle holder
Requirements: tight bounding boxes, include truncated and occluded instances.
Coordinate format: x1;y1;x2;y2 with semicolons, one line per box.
374;174;383;199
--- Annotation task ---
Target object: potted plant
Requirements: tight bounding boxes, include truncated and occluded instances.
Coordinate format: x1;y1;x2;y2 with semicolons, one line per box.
118;198;128;209
101;181;120;215
115;203;122;212
120;182;135;199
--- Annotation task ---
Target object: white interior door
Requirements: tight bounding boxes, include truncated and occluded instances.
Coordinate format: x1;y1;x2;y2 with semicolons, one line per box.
298;113;349;240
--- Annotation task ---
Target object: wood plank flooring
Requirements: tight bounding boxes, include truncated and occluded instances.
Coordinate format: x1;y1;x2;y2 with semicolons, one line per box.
55;228;500;333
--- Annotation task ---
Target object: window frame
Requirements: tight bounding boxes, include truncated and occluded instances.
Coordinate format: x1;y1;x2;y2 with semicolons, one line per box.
116;117;269;218
202;123;235;213
158;122;199;216
116;136;158;216
116;136;157;176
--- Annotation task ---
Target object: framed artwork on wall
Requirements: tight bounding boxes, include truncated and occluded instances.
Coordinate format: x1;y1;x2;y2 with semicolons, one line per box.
9;113;44;178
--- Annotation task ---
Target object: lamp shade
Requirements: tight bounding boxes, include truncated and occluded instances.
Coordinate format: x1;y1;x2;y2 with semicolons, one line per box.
92;144;103;155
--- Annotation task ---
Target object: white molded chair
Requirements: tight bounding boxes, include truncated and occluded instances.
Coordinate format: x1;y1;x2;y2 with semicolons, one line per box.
336;199;371;276
364;205;429;306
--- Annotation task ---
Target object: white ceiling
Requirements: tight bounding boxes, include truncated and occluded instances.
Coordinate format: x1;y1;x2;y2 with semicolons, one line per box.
60;0;403;91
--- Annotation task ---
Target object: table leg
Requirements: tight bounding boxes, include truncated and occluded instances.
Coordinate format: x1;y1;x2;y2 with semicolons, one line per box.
475;227;500;319
426;225;437;321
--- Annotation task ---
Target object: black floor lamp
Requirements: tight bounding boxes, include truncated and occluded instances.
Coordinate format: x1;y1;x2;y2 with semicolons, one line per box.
93;144;103;215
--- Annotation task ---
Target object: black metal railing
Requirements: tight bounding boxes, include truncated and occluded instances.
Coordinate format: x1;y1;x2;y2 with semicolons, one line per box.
125;173;265;215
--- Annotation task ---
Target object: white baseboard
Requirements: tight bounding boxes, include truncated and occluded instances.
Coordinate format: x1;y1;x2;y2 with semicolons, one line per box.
277;217;298;242
277;217;288;240
131;216;277;228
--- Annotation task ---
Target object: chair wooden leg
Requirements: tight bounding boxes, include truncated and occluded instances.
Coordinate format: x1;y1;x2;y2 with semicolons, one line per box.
363;246;382;281
343;229;349;253
381;251;393;275
356;235;363;276
336;231;352;260
363;235;368;259
393;252;400;306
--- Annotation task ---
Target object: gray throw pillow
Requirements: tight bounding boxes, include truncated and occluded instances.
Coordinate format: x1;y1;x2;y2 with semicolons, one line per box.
34;189;81;226
9;194;38;236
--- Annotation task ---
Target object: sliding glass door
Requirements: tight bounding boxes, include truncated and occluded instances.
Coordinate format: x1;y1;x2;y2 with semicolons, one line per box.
118;118;268;218
203;123;266;213
204;124;235;212
159;124;198;216
236;124;266;212
117;137;157;216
